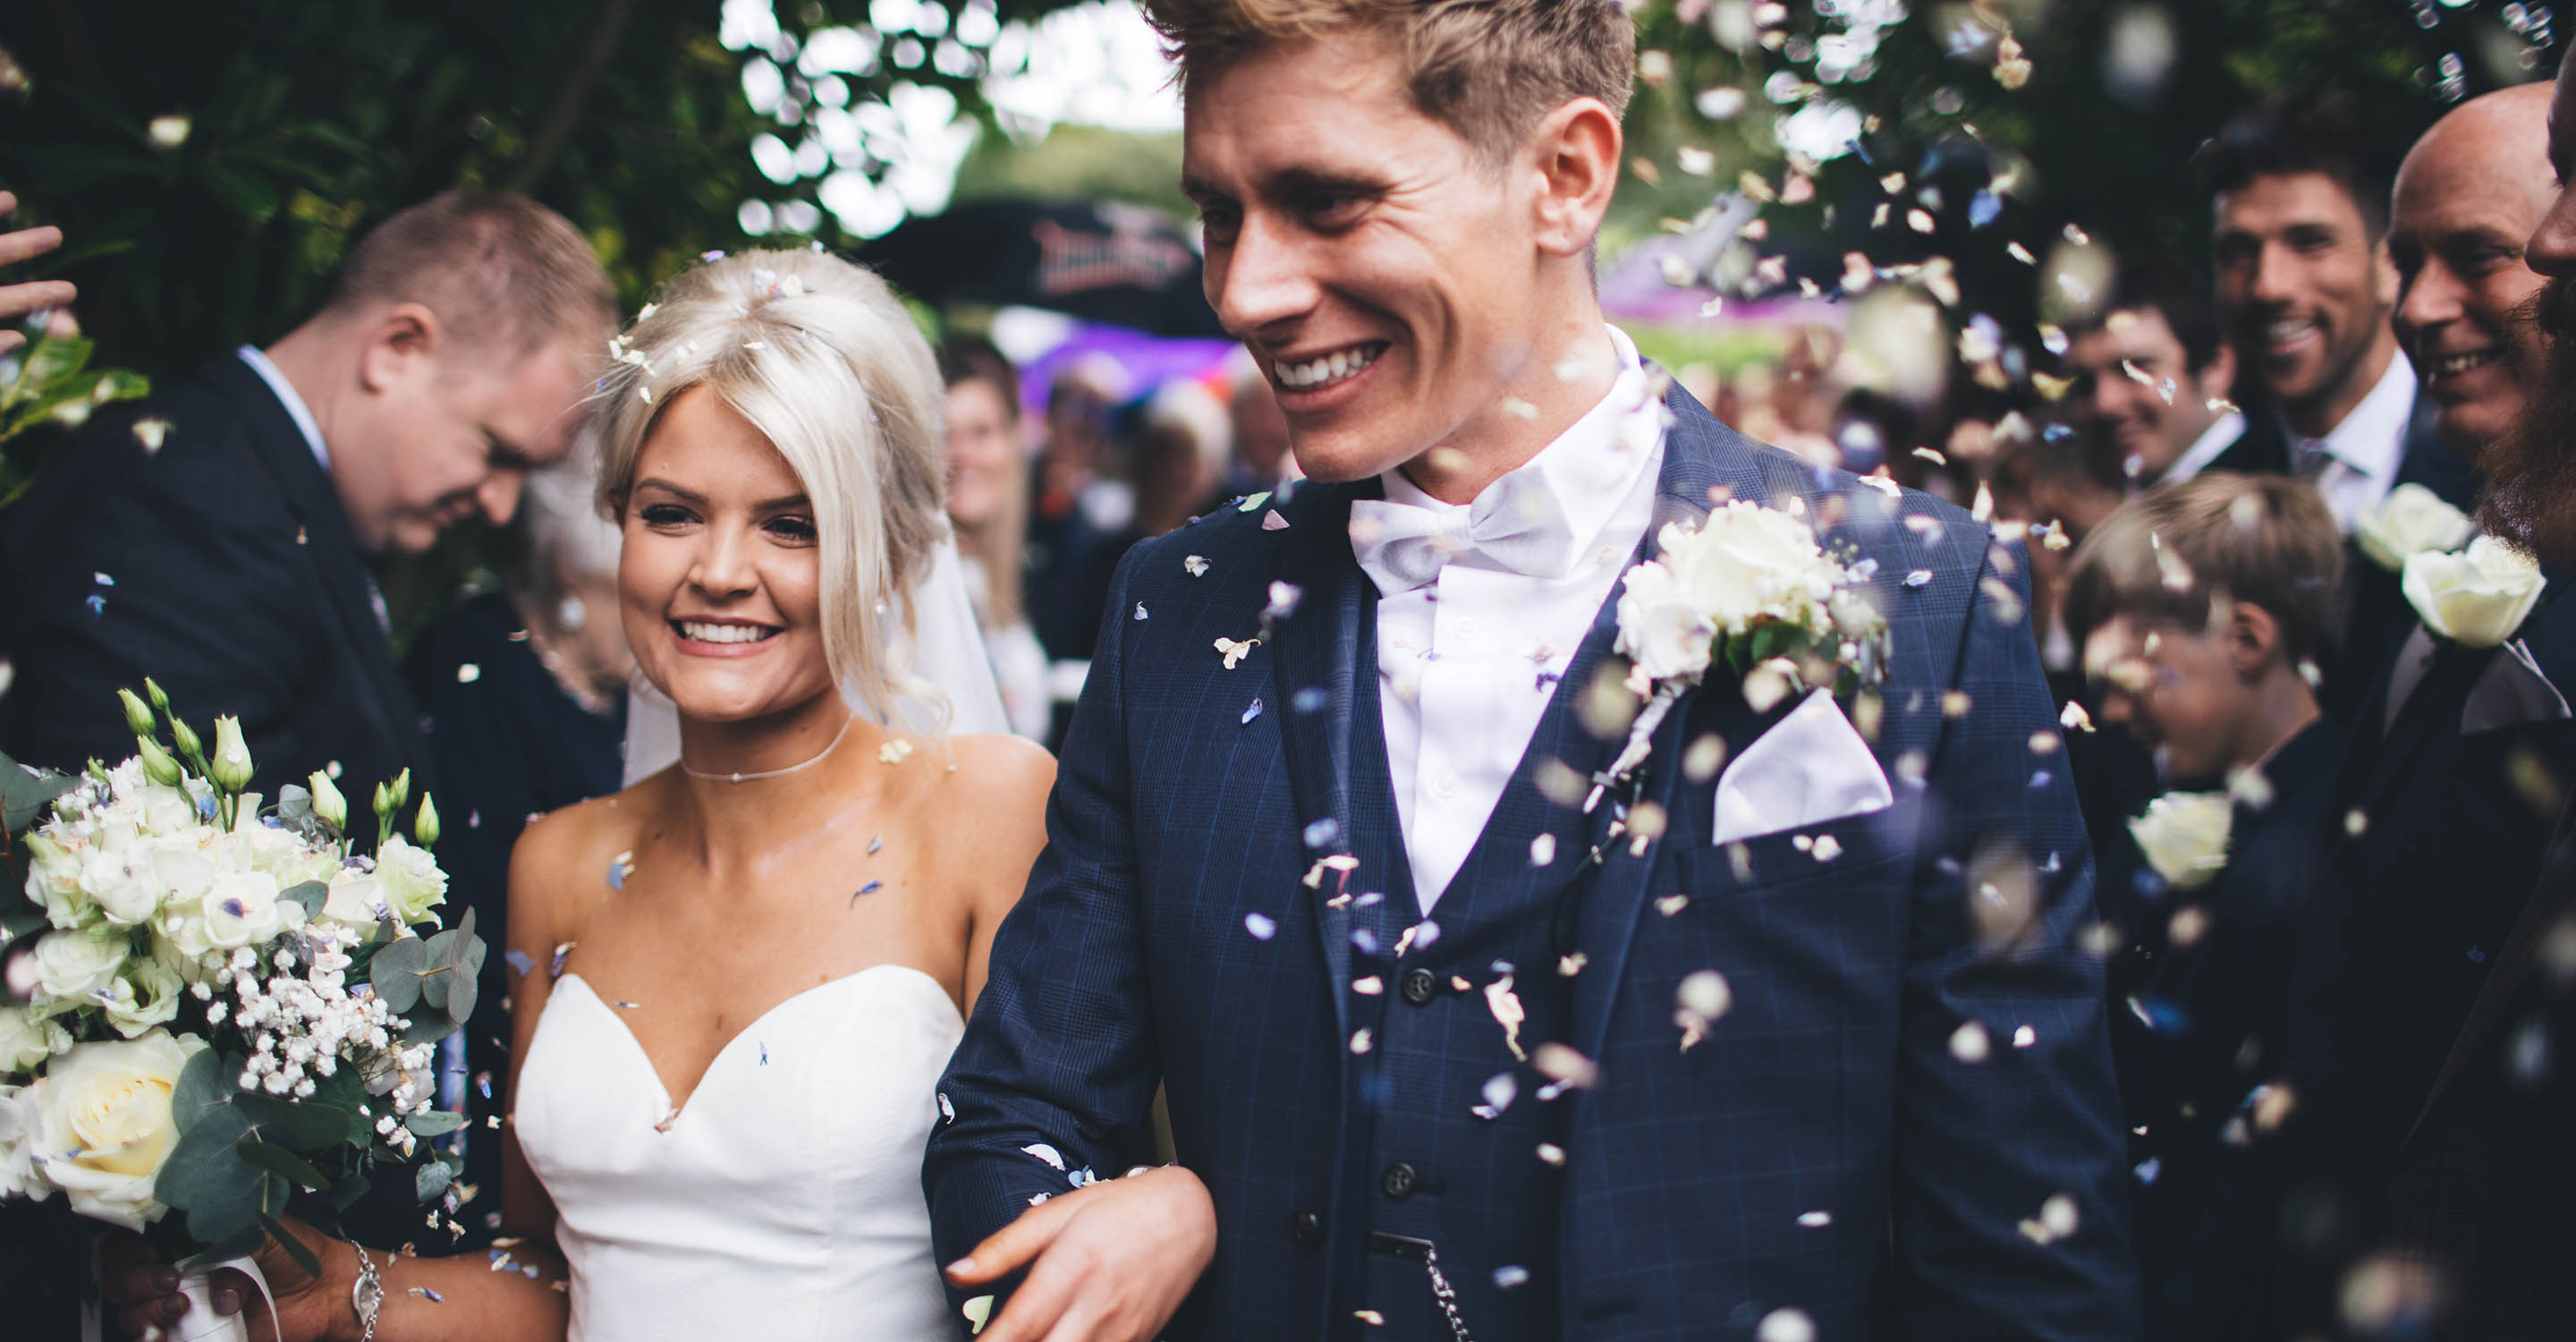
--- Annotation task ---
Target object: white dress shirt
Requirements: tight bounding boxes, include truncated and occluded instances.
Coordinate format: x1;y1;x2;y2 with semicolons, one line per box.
2158;408;2248;487
2284;349;2417;535
1368;325;1661;912
236;344;331;472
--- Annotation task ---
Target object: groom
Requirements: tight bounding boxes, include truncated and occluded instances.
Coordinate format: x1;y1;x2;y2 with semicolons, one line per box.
927;2;2137;1338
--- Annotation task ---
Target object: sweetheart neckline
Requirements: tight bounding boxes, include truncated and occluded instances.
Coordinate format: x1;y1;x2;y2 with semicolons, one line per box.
550;965;962;1122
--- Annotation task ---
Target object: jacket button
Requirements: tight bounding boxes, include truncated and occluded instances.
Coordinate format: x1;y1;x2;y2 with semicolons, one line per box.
1380;1162;1419;1200
1401;967;1439;1006
1290;1208;1325;1251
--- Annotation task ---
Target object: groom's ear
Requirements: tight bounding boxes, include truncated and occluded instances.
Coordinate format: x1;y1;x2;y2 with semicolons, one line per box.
1527;97;1623;260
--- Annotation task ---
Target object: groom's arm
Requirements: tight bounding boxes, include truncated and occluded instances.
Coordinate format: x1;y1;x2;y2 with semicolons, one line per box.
924;549;1169;1285
1889;540;2141;1341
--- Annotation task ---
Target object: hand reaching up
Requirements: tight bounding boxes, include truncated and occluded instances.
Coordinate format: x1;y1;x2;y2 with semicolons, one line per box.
945;1164;1217;1342
0;191;76;358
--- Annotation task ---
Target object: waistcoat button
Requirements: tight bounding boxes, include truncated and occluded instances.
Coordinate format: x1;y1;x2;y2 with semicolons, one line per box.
1380;1162;1419;1200
1290;1208;1325;1251
1401;967;1439;1005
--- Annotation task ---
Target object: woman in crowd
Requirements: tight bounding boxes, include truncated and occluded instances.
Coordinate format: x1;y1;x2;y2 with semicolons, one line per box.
938;336;1052;742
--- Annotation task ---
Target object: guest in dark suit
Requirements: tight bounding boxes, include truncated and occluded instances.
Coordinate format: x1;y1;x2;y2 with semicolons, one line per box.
0;191;613;827
2275;55;2576;1338
928;2;2137;1337
2059;474;2346;1338
2201;95;2481;722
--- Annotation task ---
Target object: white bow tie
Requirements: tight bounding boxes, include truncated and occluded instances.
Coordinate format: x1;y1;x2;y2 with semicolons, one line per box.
1349;467;1578;592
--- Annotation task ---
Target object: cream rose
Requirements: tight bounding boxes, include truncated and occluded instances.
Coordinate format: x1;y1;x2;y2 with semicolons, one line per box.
1662;503;1840;634
2403;535;2546;649
22;1030;203;1230
2128;792;2233;893
2357;483;2476;573
33;928;129;1004
1614;562;1718;682
372;836;449;924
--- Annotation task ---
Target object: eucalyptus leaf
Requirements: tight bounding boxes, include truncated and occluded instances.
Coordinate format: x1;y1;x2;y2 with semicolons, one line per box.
180;1225;269;1271
171;1048;235;1134
404;1109;466;1137
400;1007;459;1048
233;1091;350;1150
444;958;480;1023
415;1157;453;1202
236;1138;331;1191
181;1176;273;1248
328;1170;373;1213
370;937;428;1011
0;752;74;835
260;1212;323;1278
154;1108;255;1213
278;880;327;920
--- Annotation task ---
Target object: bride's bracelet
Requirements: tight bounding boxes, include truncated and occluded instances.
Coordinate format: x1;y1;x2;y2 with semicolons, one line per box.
349;1243;385;1342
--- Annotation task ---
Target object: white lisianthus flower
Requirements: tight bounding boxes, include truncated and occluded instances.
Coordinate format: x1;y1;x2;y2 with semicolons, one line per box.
372;836;448;924
2128;792;2233;893
22;1030;204;1231
0;1083;46;1199
199;870;289;949
100;957;184;1039
2356;483;2476;573
2403;535;2546;649
321;871;387;930
76;846;165;928
21;836;97;930
1614;561;1718;683
33;928;129;1004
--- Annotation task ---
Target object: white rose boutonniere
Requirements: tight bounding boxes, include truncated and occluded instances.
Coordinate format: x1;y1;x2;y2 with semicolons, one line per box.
1598;499;1888;805
2403;534;2546;649
2127;792;2233;892
2357;482;2475;573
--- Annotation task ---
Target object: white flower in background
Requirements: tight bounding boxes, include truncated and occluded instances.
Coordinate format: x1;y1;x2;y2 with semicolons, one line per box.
32;928;128;1003
372;836;448;924
22;1030;203;1230
0;1083;44;1199
2128;792;2233;892
2357;483;2475;573
2403;535;2546;649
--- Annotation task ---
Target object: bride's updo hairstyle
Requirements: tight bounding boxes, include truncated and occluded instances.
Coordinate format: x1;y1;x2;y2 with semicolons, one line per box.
591;248;949;726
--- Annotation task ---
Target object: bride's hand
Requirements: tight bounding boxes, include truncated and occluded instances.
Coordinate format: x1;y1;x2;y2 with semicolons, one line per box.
99;1216;353;1342
945;1165;1217;1342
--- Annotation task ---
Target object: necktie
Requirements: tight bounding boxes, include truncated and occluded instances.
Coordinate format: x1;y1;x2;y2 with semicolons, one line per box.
1350;466;1578;592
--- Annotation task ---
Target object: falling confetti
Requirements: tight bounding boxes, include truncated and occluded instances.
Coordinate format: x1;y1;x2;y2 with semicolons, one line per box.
1184;555;1209;577
1949;1020;1992;1063
1244;912;1277;940
878;739;914;764
1493;1265;1530;1289
1758;1308;1818;1342
457;664;481;684
1133;603;1148;622
606;853;633;891
1261;509;1290;531
1528;834;1558;868
550;942;575;977
132;418;172;452
963;1296;995;1335
1486;975;1528;1060
1241;698;1264;726
1214;636;1260;670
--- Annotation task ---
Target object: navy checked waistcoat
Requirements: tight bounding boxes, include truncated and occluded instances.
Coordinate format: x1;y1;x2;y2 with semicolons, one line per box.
928;385;2140;1342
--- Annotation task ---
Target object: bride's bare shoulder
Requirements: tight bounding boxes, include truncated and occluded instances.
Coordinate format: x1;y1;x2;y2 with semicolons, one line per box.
930;732;1056;812
508;775;672;916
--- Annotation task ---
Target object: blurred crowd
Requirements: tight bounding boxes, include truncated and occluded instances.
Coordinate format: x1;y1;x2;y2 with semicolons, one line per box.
5;64;2576;1340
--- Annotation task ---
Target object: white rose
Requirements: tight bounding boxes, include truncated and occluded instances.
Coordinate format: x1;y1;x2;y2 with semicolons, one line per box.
33;928;129;1004
2356;483;2475;573
22;838;97;930
22;1030;203;1231
0;1006;55;1075
1615;561;1718;682
372;836;449;925
0;1083;46;1200
101;957;184;1039
199;870;289;949
321;871;387;929
1664;504;1839;634
2402;535;2546;649
2127;792;2233;892
76;847;163;928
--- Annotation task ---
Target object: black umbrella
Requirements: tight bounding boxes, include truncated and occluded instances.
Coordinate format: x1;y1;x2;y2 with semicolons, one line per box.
858;198;1228;338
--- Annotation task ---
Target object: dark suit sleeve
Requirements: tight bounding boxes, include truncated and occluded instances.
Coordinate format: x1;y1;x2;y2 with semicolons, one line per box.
1890;544;2141;1340
3;418;318;781
925;547;1163;1279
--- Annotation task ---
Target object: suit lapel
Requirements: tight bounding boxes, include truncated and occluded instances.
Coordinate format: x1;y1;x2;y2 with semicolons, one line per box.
1569;384;1781;1066
1267;481;1372;1032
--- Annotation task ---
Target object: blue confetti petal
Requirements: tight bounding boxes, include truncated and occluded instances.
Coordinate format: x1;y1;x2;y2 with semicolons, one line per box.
1292;687;1328;714
1241;697;1264;725
2029;770;2054;788
1303;817;1341;849
2043;423;2073;442
851;879;882;905
85;594;106;616
1969;190;2002;228
1352;928;1380;956
1244;912;1278;940
475;1071;493;1100
504;949;537;978
1134;602;1148;621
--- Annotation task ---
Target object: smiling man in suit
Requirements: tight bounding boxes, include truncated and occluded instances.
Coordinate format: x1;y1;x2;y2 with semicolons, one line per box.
926;4;2135;1340
0;191;612;818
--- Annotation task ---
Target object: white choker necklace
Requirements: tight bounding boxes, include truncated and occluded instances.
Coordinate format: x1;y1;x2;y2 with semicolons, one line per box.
681;713;856;783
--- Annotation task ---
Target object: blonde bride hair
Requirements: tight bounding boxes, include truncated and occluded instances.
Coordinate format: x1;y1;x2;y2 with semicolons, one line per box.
590;248;950;727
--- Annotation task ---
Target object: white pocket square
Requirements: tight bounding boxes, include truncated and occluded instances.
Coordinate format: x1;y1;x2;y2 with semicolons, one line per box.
1711;689;1895;845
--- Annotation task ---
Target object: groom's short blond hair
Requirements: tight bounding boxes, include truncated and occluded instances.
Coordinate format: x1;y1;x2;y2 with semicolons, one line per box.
1139;0;1636;164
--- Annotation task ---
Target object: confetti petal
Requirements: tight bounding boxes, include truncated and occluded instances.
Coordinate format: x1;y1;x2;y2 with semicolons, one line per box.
1244;912;1278;940
1261;509;1290;531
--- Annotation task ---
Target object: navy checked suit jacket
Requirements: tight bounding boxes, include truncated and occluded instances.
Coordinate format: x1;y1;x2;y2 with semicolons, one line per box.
927;386;2140;1341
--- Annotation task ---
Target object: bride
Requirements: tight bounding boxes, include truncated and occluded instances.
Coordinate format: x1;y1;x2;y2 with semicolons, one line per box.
106;250;1212;1341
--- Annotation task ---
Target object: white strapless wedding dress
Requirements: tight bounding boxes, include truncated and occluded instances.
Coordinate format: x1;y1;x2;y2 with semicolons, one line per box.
515;966;967;1341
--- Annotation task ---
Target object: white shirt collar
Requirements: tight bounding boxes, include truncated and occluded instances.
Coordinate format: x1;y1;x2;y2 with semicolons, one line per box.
235;345;330;473
2286;348;2415;480
2159;408;2248;486
1377;323;1653;551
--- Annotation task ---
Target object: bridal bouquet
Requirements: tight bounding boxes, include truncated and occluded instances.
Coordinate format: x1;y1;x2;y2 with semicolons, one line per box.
0;683;480;1314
